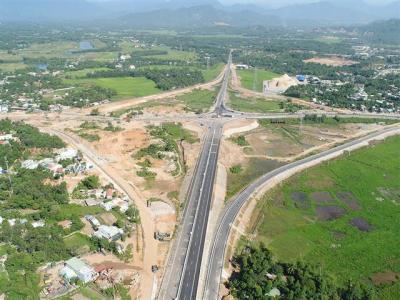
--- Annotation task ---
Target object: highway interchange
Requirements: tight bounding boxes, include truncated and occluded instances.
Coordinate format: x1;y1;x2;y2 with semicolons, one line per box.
18;51;400;300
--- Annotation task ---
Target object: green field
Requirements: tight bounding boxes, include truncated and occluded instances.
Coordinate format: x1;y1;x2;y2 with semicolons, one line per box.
64;76;161;99
251;135;400;298
0;62;27;72
64;67;112;79
64;232;92;255
237;68;280;92
228;91;283;113
177;88;217;113
202;63;224;81
227;158;283;200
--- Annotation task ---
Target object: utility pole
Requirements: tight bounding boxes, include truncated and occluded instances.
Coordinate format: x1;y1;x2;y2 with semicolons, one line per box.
205;56;210;70
253;67;258;91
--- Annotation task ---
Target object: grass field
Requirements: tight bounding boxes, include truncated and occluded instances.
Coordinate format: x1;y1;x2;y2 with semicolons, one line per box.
226;158;283;200
250;135;400;298
177;88;217;113
237;69;280;92
0;62;27;72
64;232;92;255
64;67;112;79
146;46;198;61
228;91;282;113
202;63;224;81
64;76;161;99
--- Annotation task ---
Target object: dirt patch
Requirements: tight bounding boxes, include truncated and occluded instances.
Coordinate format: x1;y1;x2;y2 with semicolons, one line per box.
336;191;361;211
311;191;334;204
316;205;346;221
371;271;399;285
304;56;358;67
98;212;117;226
349;217;374;232
291;192;310;209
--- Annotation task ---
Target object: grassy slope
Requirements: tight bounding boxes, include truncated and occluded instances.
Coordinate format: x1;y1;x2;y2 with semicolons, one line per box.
237;69;280;92
202;63;224;82
177;89;217;113
252;135;400;298
228;91;283;113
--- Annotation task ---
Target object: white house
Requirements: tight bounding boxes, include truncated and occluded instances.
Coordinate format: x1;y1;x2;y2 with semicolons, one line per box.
21;160;39;170
56;148;78;162
59;257;97;283
93;225;123;241
85;215;101;228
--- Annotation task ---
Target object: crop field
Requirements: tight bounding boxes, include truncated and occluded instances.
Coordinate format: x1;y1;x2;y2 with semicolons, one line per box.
237;68;280;92
64;76;161;99
228;91;282;113
145;46;198;61
177;88;217;113
250;135;400;298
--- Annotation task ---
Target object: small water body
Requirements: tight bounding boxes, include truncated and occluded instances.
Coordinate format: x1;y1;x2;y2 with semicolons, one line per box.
36;63;48;71
79;40;94;50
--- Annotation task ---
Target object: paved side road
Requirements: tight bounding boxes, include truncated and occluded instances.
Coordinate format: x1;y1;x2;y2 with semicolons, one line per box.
203;126;400;300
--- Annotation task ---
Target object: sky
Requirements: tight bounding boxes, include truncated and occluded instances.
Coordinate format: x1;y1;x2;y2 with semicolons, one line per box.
88;0;398;8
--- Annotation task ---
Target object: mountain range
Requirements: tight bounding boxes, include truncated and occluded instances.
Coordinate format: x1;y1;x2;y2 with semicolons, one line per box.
0;0;399;26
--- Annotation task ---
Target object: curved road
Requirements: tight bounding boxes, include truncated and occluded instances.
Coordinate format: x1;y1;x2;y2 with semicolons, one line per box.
203;125;400;300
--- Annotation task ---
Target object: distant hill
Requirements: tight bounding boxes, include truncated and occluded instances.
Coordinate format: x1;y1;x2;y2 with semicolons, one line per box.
358;19;400;44
0;0;398;26
119;5;279;28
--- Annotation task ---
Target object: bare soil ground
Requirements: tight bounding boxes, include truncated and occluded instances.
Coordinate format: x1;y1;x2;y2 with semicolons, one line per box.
241;122;385;162
304;56;358;67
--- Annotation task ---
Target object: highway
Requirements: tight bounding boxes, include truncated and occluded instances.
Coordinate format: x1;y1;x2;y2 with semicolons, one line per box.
158;52;231;300
203;125;400;300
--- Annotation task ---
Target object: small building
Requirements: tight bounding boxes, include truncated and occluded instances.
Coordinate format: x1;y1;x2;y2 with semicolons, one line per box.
85;215;101;228
56;148;78;162
0;134;14;141
105;188;114;200
267;288;281;298
85;198;100;207
32;220;45;228
296;74;306;82
21;160;39;170
100;201;116;211
93;225;123;241
57;220;72;229
59;257;97;283
235;64;250;70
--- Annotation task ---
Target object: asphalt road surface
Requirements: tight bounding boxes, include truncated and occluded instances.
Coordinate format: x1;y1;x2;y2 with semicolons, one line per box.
158;52;229;299
203;125;400;300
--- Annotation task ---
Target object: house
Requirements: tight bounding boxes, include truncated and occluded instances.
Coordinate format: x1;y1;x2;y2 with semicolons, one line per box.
56;148;78;162
235;64;250;70
267;288;281;298
85;215;101;228
59;257;97;283
100;201;116;211
85;198;99;207
21;160;39;170
0;134;14;141
93;225;123;241
57;220;72;229
111;198;129;213
31;220;45;228
105;188;114;200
